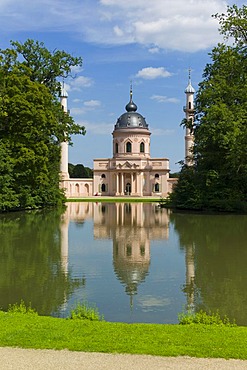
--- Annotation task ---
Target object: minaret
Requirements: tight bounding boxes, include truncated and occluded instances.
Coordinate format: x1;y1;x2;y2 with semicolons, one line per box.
60;83;69;180
183;69;195;165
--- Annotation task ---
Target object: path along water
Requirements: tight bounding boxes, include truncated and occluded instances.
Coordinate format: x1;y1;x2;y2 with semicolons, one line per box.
0;348;247;370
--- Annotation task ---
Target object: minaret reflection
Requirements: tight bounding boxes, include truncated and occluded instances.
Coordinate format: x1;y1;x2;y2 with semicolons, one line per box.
60;211;69;274
93;202;170;306
60;202;93;273
184;243;195;312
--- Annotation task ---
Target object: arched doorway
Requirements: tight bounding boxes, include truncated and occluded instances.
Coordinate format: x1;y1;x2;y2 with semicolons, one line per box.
125;182;131;195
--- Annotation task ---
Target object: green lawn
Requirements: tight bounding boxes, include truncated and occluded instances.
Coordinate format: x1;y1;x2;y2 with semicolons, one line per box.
0;312;247;359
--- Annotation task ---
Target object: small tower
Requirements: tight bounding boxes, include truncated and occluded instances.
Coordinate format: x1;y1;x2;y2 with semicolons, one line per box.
60;84;69;180
183;69;195;165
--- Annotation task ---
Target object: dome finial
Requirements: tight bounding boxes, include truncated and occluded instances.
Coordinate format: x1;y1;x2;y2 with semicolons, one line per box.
185;67;195;94
125;82;137;112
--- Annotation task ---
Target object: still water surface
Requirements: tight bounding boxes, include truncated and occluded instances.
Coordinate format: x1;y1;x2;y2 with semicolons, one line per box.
0;202;247;325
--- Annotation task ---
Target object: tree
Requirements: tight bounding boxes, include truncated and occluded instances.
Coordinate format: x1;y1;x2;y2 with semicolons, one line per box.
213;4;247;47
0;140;19;211
172;5;247;211
0;39;83;96
0;40;85;211
68;163;93;178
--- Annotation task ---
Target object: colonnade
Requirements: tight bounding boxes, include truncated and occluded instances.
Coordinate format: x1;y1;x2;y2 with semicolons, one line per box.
115;171;144;196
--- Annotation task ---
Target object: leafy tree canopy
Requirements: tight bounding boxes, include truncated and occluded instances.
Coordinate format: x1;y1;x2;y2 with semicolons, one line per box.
68;163;93;178
213;4;247;47
0;39;83;96
0;40;85;211
171;4;247;212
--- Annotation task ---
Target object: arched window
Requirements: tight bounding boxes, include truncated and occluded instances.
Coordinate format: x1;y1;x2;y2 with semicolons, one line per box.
115;143;118;154
101;183;106;192
101;174;106;178
140;142;144;153
189;102;192;109
154;183;160;192
155;173;159;179
84;183;89;195
126;141;132;153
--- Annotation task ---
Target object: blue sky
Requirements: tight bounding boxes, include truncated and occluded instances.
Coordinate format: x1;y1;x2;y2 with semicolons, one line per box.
1;0;245;172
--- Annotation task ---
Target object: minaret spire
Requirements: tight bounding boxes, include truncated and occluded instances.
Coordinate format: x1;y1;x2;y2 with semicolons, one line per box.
183;69;195;165
60;82;69;181
188;67;191;83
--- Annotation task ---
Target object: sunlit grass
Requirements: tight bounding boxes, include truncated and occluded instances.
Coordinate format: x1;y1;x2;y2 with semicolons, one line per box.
0;306;247;359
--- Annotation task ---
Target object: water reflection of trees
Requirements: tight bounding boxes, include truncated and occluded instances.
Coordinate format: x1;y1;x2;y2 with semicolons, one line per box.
170;212;247;325
0;209;84;315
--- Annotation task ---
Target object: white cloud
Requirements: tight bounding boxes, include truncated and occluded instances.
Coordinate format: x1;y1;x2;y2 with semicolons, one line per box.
113;25;124;37
70;65;84;75
71;100;101;115
92;0;229;52
151;128;175;136
83;122;113;135
138;295;171;311
70;107;86;116
0;0;231;52
68;76;94;91
148;47;160;54
136;67;172;80
151;95;179;104
83;100;101;107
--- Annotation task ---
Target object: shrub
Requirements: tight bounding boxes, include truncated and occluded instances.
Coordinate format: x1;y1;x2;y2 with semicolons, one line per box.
178;310;236;327
8;300;37;315
69;301;104;321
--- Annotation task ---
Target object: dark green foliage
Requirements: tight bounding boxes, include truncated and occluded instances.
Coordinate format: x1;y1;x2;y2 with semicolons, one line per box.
172;5;247;212
68;163;93;178
169;166;203;210
169;172;180;178
0;208;84;315
0;141;19;211
0;40;85;211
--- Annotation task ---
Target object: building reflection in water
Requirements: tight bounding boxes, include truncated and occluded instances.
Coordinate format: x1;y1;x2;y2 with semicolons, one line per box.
62;203;169;302
61;202;195;313
94;202;169;307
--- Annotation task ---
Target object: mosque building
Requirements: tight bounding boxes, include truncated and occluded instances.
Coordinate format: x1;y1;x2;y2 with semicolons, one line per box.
60;76;195;198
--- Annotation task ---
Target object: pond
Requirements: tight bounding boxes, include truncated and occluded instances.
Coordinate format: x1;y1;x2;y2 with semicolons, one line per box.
0;202;247;325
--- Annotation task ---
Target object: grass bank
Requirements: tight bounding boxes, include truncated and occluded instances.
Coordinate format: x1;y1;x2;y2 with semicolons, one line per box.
0;312;247;359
